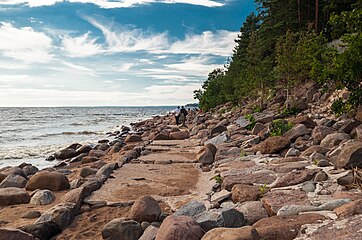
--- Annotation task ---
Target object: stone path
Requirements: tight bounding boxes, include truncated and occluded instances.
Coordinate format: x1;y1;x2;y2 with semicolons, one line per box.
85;139;204;210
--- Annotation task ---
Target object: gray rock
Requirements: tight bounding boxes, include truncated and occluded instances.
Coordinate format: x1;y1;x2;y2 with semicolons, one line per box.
277;205;319;216
36;202;76;230
252;122;265;135
285;148;300;157
314;171;328;182
79;167;98;178
337;172;354;186
19;221;61;240
205;132;229;146
174;200;206;219
318;198;352;211
139;226;158;240
320;133;351;148
0;228;34;240
284;124;310;141
22;211;41;219
0;174;27;188
210;125;227;136
236;201;268;225
196;208;245;232
30;189;55;205
0;187;30;206
317;159;330;167
235;116;251;128
22;165;38;176
302;182;316;192
54;148;78;160
96;163;118;178
335;142;362;169
211;189;231;203
102;219;143;240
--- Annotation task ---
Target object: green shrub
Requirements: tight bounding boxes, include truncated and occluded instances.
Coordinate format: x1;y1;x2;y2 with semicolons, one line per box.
213;175;222;184
252;105;263;113
270;119;294;136
245;114;257;130
281;107;300;117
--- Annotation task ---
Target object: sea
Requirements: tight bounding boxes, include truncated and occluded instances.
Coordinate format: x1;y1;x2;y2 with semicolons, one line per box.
0;106;175;169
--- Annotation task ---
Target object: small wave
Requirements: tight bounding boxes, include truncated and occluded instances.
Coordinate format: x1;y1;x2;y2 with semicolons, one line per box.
0;145;60;160
39;131;103;138
69;122;86;126
63;131;101;135
11;118;31;122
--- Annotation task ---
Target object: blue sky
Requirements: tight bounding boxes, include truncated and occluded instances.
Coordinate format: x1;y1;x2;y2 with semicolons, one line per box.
0;0;255;106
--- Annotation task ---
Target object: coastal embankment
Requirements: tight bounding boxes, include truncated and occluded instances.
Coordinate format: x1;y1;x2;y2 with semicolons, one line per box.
0;92;362;239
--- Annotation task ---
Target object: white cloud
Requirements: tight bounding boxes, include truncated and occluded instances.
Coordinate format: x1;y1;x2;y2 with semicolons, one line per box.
163;30;238;56
0;84;200;106
0;22;53;63
118;63;135;72
0;74;30;83
85;17;169;53
0;0;224;8
62;61;94;72
0;0;62;7
61;32;103;57
165;55;222;76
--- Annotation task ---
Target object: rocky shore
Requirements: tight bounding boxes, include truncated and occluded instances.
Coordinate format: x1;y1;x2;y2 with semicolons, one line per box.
1;91;362;240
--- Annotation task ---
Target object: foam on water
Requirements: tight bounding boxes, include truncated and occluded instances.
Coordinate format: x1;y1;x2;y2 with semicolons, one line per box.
0;106;174;169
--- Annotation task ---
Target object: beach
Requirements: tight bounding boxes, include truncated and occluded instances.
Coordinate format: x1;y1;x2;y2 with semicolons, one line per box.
0;101;362;239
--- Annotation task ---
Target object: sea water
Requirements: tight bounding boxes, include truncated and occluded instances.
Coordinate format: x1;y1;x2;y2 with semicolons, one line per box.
0;106;174;169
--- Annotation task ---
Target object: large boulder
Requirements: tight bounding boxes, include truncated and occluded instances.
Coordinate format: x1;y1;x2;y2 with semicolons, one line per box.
36;202;76;230
22;165;38;176
54;148;77;160
235;116;251;128
30;190;55;205
169;131;190;140
0;174;27;188
102;219;143;240
201;226;260;240
19;221;61;240
320;132;351;148
25;171;69;191
205;133;229;146
236;201;269;225
139;226;159;240
196;208;245;232
311;125;335;142
211;125;227;136
231;184;260;203
296;214;362;240
253;213;326;240
155;215;204;240
261;189;310;216
75;145;93;155
251;136;291;154
0;187;30;206
283;124;309;141
129;196;161;223
291;116;316;129
174;200;206;219
88;149;106;158
197;143;217;165
0;228;34;240
125;134;143;142
334;142;362;169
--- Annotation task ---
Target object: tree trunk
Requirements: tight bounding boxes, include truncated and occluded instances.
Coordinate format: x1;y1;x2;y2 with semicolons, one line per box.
298;0;301;25
315;0;319;32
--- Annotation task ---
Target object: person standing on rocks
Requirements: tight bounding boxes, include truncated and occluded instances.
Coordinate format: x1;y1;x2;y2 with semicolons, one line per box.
179;106;188;126
174;106;181;125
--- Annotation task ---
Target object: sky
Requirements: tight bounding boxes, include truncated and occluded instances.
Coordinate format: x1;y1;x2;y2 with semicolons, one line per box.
0;0;255;106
